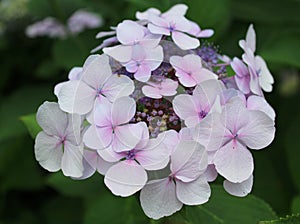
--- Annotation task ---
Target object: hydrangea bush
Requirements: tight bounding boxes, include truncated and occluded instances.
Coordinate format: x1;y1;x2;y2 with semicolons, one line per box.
34;4;275;220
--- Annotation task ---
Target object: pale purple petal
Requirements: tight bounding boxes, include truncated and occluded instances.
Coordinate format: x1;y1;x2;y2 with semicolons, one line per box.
172;31;200;50
134;66;152;82
223;174;253;197
142;85;162;99
160;78;178;96
140;178;183;220
93;97;112;127
116;20;145;45
247;95;275;120
136;8;161;20
176;175;211;205
157;130;179;154
171;140;208;182
214;141;254;183
36;101;68;136
205;164;218;182
136;138;170;170
64;113;82;145
197;29;214;38
61;141;84;178
57;80;96;114
103;45;133;63
96;31;116;39
173;94;198;121
97;146;123;163
162;4;188;18
81;54;112;88
192;113;228;152
34;131;62;172
238;110;275;150
104;160;147;196
148;23;170;36
113;123;143;152
83;125;113;150
101;75;135;102
255;56;274;92
111;97;136;126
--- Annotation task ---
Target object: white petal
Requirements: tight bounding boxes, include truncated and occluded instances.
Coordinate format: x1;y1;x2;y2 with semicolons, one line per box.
223;174;253;197
171;140;208;182
81;54;112;88
36;101;68;136
111;96;136;125
83;125;113;150
102;75;135;102
238;110;275;150
104;160;147;197
34;132;62;172
214;141;254;183
103;45;133;63
176;175;211;205
140;178;183;220
61;141;84;177
247;95;275;120
58;80;96;115
172;31;200;50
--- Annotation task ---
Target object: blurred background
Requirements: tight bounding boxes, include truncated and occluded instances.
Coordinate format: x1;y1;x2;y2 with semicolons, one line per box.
0;0;299;223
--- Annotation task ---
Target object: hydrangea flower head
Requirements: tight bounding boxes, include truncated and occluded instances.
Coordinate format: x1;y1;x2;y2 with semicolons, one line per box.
32;4;276;220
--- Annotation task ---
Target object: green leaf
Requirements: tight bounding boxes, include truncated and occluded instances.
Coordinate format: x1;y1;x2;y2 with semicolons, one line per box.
0;85;54;142
0;137;44;191
292;196;300;214
184;0;230;39
258;214;300;224
40;197;84;224
46;172;104;199
20;113;41;139
84;192;149;224
230;0;300;24
285;114;300;191
185;185;277;224
260;33;300;69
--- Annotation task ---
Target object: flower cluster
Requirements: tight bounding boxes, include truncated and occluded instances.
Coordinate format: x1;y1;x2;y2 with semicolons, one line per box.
26;9;103;38
34;4;276;220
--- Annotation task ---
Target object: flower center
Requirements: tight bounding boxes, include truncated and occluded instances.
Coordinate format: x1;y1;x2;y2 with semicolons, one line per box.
125;150;136;160
198;110;207;119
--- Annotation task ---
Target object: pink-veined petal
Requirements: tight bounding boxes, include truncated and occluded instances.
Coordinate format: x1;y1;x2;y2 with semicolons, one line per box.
34;131;62;172
58;80;96;115
247;95;275;120
140;178;183;220
198;29;214;38
103;45;133;63
116;20;145;45
111;97;136;126
61;141;84;177
83;125;113;150
136;138;170;170
171;140;208;182
238;110;275;150
173;94;198;120
101;75;135;102
113;123;143;152
142;85;162;99
172;31;199;50
148;23;170;36
213;141;254;183
97;146;123;163
36;101;68;136
205;164;218;182
176;175;211;205
80;54;112;88
223;174;253;197
104;160;147;196
192;113;228;152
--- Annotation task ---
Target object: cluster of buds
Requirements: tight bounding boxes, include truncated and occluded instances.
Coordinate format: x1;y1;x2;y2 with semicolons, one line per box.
34;4;275;219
